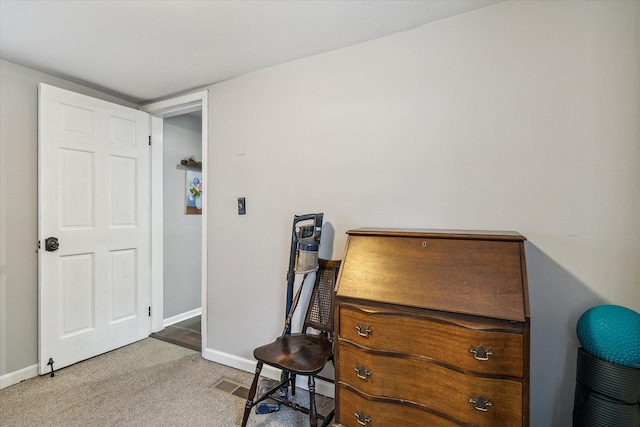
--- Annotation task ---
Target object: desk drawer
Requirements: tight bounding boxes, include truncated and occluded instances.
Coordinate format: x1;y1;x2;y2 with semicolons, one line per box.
337;385;459;427
337;342;523;427
338;304;524;377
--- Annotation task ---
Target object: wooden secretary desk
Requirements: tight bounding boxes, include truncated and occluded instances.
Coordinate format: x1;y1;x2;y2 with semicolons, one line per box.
333;228;530;427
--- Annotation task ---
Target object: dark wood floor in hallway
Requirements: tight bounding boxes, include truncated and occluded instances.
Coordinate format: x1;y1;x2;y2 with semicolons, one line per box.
150;315;201;351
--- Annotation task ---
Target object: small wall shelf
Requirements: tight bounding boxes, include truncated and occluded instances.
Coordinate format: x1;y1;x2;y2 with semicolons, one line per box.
176;163;202;171
178;156;202;171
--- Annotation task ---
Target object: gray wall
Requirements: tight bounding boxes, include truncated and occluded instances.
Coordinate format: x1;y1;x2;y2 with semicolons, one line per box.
163;114;202;319
0;59;138;378
205;2;639;426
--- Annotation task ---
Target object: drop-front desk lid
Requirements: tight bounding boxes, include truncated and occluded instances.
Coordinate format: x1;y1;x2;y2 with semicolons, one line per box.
336;228;529;322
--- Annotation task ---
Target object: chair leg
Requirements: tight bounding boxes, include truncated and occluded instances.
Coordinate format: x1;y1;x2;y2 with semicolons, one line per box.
241;362;263;427
279;370;289;398
290;373;297;396
308;375;317;427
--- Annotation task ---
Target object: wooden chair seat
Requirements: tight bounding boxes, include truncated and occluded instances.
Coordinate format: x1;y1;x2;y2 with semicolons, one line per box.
254;333;332;374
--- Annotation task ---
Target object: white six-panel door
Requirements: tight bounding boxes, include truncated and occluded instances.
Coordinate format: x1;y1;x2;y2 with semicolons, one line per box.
38;84;151;375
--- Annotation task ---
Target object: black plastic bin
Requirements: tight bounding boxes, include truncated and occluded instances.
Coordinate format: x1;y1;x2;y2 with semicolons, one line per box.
573;347;640;427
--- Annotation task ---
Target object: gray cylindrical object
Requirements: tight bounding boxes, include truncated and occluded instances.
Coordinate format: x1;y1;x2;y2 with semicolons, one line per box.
577;347;640;403
574;382;640;427
573;347;640;427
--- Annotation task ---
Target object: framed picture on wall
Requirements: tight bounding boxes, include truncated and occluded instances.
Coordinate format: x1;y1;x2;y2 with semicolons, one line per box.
185;170;202;214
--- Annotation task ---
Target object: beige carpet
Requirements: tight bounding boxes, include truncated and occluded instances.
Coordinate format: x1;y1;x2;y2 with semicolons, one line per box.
0;338;333;426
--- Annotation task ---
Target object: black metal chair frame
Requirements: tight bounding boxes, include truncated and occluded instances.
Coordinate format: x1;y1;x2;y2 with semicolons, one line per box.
241;259;340;427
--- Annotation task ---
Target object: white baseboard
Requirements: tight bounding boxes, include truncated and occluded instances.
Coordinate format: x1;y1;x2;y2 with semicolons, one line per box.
202;347;335;399
163;307;202;328
0;364;38;390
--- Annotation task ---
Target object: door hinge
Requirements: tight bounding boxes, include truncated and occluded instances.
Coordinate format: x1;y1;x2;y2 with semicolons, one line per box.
148;135;151;146
148;306;151;317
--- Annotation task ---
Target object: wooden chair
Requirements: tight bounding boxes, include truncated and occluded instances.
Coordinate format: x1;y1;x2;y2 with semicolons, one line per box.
241;259;341;427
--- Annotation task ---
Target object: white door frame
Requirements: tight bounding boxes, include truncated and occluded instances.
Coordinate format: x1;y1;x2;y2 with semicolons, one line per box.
141;90;208;352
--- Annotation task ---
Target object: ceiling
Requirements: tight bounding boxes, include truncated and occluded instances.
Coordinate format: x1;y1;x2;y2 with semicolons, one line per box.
0;0;502;104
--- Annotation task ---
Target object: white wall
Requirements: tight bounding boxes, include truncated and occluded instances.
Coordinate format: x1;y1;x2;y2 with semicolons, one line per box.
205;2;639;425
163;114;202;319
0;59;138;383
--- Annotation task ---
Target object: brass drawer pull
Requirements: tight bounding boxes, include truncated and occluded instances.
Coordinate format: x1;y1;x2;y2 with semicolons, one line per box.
469;395;492;412
354;366;371;380
354;411;371;425
355;324;372;337
469;345;493;361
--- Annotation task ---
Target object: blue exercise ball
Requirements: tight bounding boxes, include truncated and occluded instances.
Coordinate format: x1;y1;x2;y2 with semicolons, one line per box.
577;305;640;368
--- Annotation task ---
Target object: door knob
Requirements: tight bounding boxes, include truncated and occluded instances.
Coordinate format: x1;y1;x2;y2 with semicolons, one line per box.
45;237;59;252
